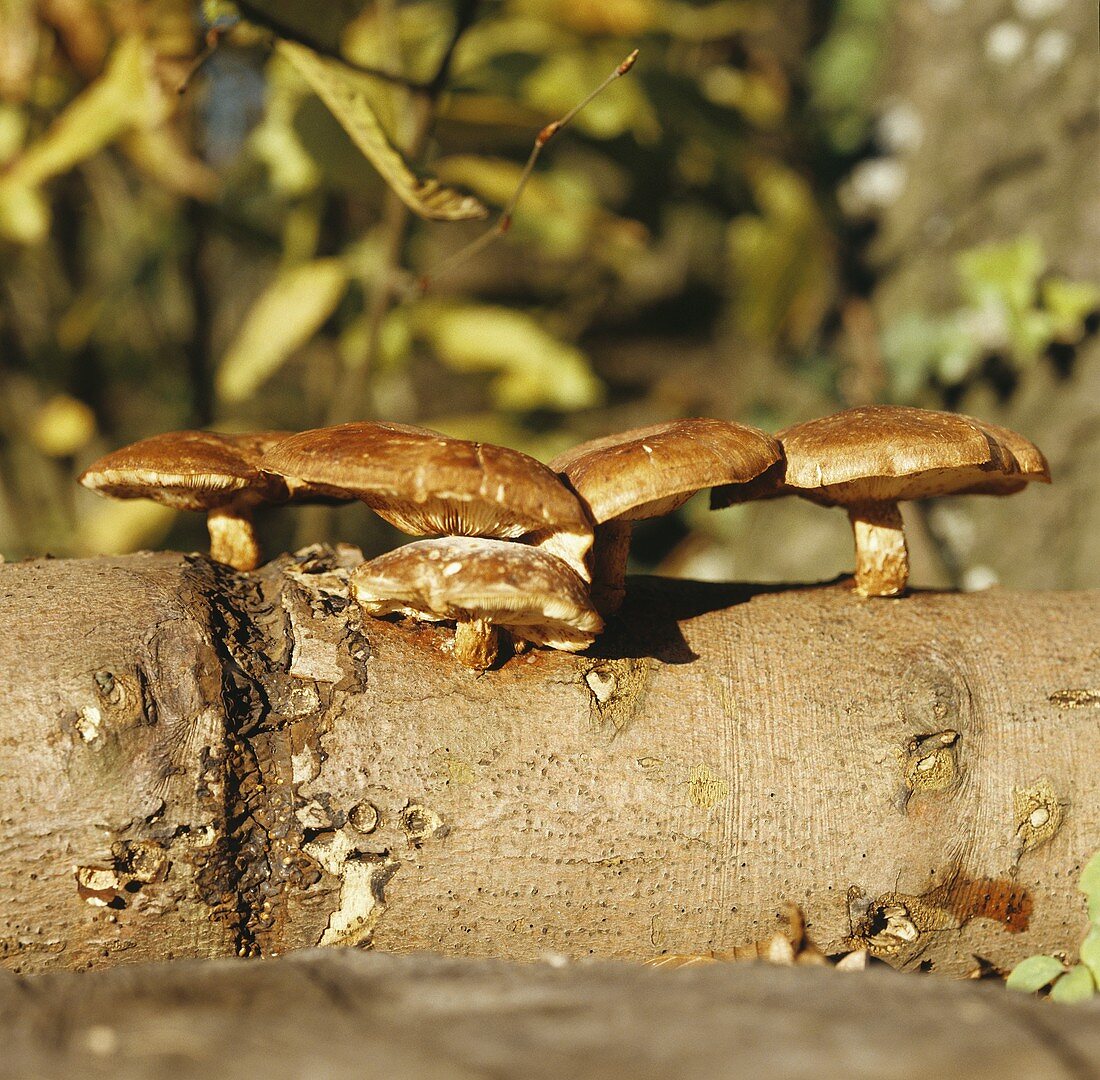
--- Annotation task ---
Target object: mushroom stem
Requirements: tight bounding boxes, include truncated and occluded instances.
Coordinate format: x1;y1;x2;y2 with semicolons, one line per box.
847;501;908;597
206;507;262;571
453;618;500;670
590;520;633;616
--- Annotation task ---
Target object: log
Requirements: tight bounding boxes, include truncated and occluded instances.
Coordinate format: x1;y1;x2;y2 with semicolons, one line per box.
0;549;1097;976
3;950;1100;1080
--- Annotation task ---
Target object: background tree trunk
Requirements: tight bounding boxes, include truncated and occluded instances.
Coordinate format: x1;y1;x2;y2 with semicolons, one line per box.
0;550;1096;976
870;0;1100;588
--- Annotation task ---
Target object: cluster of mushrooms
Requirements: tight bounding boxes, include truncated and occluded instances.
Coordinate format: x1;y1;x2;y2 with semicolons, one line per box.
78;406;1049;669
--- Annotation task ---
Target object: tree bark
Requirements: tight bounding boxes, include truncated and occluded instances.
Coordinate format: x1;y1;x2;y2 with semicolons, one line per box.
870;0;1100;590
3;949;1100;1080
0;549;1097;977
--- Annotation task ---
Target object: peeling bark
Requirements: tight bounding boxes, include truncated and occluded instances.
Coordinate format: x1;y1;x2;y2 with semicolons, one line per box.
0;549;1097;976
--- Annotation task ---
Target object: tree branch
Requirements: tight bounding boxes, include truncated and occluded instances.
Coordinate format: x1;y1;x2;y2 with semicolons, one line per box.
1;551;1095;976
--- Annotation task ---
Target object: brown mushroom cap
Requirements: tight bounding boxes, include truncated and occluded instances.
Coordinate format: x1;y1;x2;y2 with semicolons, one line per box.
775;406;1027;505
350;536;603;651
78;430;292;510
960;418;1051;493
262;422;593;564
550;418;785;523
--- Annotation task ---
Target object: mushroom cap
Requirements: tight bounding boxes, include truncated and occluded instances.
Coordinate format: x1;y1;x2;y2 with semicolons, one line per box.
78;430;292;512
960;418;1051;493
775;406;1036;505
262;422;593;545
350;536;603;651
549;418;784;523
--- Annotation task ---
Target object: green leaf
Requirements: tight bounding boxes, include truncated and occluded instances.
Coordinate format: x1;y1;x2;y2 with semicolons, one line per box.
1081;850;1100;923
1043;278;1100;342
1009;307;1056;366
216;258;349;403
956;237;1045;314
412;302;605;412
277;40;488;222
1005;954;1066;993
1049;964;1096;1004
1081;925;1100;982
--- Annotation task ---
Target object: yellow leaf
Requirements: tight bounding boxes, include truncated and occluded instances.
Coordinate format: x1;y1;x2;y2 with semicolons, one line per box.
248;51;322;197
121;127;219;200
6;35;160;190
29;394;96;457
413;302;605;412
277;40;488;222
216;259;349;403
0;104;27;167
726;159;834;347
77;499;176;558
0;182;49;244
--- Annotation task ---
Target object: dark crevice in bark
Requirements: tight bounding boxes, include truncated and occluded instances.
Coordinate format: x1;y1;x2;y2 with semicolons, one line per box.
188;558;290;957
189;556;332;957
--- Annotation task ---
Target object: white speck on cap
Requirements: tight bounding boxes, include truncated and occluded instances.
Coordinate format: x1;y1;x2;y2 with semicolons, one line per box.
985;22;1028;64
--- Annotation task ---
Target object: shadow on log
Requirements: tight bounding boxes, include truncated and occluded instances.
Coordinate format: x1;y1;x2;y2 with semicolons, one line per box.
0;550;1096;976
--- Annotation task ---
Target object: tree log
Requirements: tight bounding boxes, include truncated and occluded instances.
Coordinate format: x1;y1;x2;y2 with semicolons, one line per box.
3;950;1100;1080
0;549;1097;976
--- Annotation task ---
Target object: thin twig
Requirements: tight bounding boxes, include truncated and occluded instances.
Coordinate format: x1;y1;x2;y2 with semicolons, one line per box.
234;1;436;90
322;0;482;426
418;49;639;292
177;27;224;95
179;6;436;95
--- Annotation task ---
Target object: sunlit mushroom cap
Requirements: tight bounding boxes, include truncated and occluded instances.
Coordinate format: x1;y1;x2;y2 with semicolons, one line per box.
263;421;592;543
960;418;1051;493
774;406;1033;505
550;418;784;523
350;536;603;651
78;430;291;511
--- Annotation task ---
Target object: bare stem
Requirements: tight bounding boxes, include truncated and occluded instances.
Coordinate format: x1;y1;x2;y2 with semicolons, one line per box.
207;506;262;571
591;519;634;616
419;49;640;291
848;502;908;598
453;618;500;669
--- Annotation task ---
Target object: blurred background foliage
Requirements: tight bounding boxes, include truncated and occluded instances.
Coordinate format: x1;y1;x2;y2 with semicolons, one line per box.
0;0;1096;585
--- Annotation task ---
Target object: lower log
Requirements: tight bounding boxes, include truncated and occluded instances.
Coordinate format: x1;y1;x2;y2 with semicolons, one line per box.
4;951;1100;1080
0;549;1096;976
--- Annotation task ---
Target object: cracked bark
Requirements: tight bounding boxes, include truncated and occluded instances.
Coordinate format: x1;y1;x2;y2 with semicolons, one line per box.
0;549;1097;977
